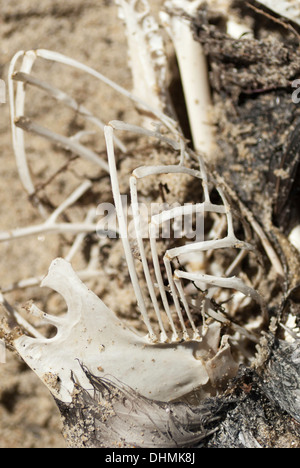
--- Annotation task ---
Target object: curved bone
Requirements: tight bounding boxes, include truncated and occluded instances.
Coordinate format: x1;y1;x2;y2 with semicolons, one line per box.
4;0;269;418
14;258;238;403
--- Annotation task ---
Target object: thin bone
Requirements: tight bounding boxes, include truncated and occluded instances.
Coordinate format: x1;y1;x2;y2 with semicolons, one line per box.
34;49;179;134
173;278;201;339
175;270;265;310
1;269;102;294
132;161;250;339
151;204;209;336
0;181;113;243
65;208;97;262
110;120;181;150
0;292;44;339
151;202;226;225
12;71;127;154
15;116;110;172
214;173;284;276
130;176;168;342
104;125;156;341
46;181;92;225
187;294;261;343
133;162;209;340
111;123;220;341
217;186;235;238
205;214;227;260
163;254;189;339
166;236;254;260
225;250;249;277
8;51;47;216
131;158;259;338
0;222;101;243
164;233;258;322
149;230;179;341
134;164;203;179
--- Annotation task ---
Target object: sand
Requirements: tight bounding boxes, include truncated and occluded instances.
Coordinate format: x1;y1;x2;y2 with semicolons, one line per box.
0;0;162;449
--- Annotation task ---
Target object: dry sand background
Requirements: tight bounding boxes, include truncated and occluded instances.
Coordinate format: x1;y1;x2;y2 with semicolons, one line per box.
0;0;164;448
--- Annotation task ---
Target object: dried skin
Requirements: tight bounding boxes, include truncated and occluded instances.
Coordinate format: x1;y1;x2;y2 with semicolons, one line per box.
192;10;300;232
58;338;300;448
1;0;300;449
189;7;300;325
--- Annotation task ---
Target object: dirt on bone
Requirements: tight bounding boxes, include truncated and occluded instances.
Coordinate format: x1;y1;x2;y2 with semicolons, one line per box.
0;0;300;449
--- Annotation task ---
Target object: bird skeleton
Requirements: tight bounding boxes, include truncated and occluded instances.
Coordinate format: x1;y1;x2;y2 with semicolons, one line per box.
1;0;298;446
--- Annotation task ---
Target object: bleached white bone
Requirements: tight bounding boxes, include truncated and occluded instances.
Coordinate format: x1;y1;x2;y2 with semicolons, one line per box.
33;49;177;132
289;225;300;253
116;0;170;122
175;270;265;308
12;71;127;153
14;116;110;172
160;0;214;155
2;0;272;417
0;181;105;243
255;0;300;25
0;292;44;339
106;120;266;344
8;51;45;215
8;48;181;219
131;163;211;341
205;1;254;38
14;257;239;403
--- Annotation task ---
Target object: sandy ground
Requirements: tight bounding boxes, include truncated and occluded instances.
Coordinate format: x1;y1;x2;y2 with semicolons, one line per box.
0;0;164;449
1;0;298;449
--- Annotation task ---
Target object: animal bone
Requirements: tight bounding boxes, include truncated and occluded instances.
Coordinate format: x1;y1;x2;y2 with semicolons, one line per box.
255;0;300;26
1;0;290;449
14;257;238;403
